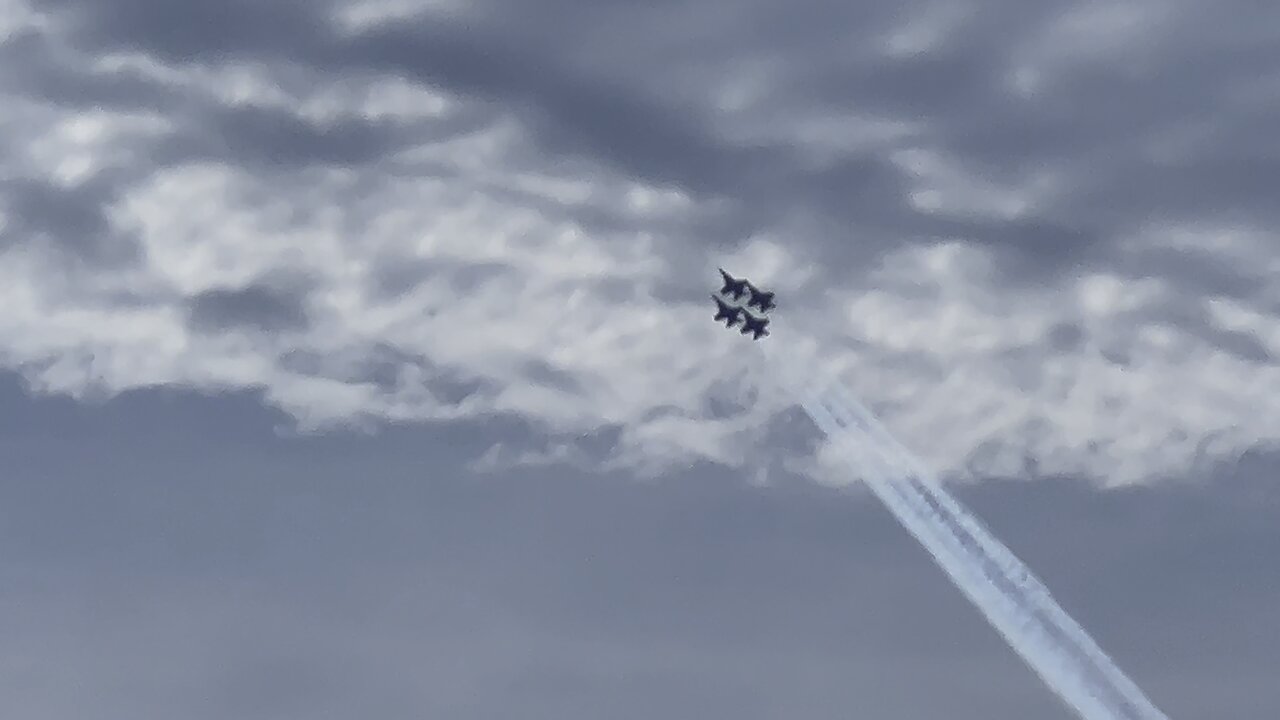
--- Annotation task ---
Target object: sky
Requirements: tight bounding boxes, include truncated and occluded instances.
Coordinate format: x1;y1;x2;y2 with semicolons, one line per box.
1;0;1278;717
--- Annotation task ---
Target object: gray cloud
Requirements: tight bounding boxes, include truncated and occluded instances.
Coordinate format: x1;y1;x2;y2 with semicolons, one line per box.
4;0;1280;482
188;285;311;334
195;103;407;170
19;0;1280;280
0;175;135;263
30;0;335;59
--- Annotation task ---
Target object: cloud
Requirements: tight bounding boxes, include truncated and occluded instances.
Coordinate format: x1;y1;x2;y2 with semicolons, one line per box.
4;0;1280;484
187;284;312;335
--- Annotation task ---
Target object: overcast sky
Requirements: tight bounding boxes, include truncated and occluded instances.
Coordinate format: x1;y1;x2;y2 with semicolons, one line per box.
2;0;1279;717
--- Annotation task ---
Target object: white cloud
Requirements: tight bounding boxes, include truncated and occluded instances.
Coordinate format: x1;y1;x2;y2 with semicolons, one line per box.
5;0;1280;487
807;234;1280;485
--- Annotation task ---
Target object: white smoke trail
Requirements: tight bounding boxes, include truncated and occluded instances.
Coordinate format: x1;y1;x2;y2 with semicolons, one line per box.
760;343;1168;720
798;389;1123;720
818;380;1169;720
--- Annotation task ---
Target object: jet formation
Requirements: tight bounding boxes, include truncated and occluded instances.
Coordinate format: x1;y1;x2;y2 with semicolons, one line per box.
712;268;773;340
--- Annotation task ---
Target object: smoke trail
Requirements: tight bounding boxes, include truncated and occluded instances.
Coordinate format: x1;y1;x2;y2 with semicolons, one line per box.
813;389;1161;720
761;345;1168;720
818;380;1169;720
798;389;1124;720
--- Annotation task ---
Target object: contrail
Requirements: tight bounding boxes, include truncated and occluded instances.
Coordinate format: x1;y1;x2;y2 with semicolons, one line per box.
760;343;1169;720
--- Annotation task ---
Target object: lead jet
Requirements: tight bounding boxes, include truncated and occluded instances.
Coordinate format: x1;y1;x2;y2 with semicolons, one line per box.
740;310;769;340
711;295;744;327
745;285;776;313
718;268;750;302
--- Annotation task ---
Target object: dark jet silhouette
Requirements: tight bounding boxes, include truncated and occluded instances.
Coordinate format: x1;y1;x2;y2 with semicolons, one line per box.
712;269;773;340
740;310;770;340
712;295;744;327
718;268;749;301
745;285;776;313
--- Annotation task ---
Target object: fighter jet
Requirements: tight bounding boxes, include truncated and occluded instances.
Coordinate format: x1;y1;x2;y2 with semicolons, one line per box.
717;268;750;301
740;310;770;340
745;285;776;313
712;269;773;340
711;295;744;327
